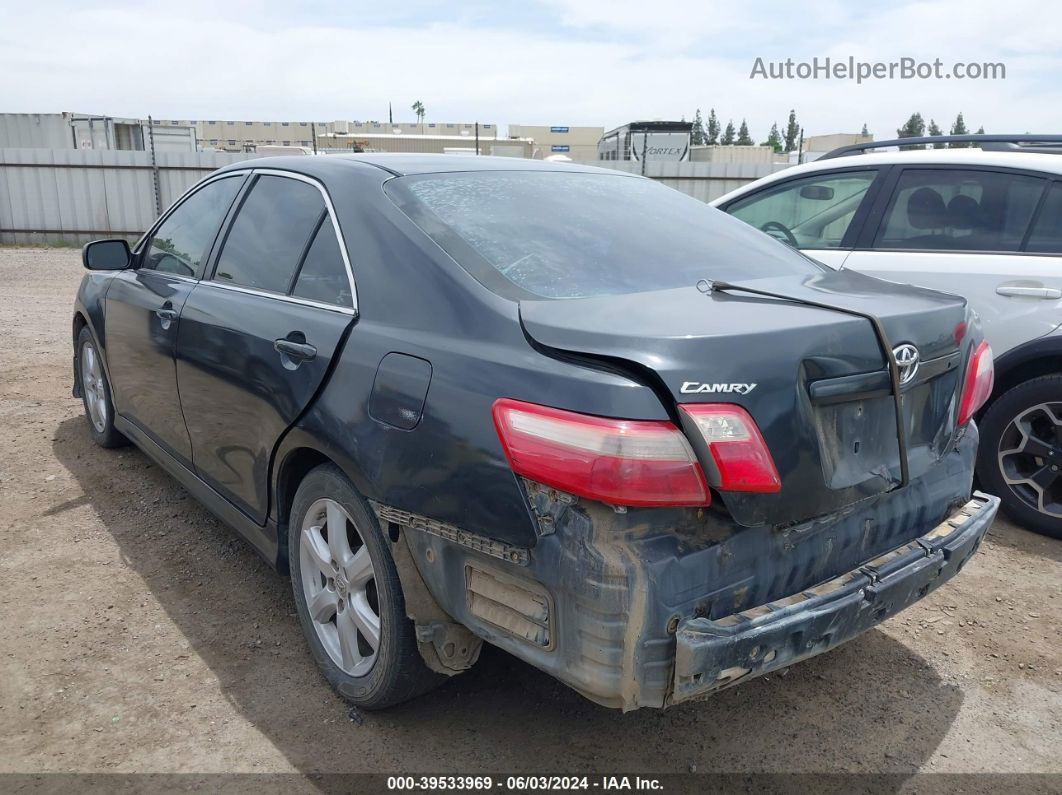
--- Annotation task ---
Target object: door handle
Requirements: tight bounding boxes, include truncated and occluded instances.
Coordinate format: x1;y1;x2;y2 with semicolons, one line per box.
996;286;1062;299
155;308;179;321
274;338;317;362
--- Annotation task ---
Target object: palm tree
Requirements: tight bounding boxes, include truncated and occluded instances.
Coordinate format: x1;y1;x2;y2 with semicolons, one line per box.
411;100;426;132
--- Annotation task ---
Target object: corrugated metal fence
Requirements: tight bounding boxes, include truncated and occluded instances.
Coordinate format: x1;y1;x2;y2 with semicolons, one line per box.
574;160;789;203
0;149;789;245
0;148;263;245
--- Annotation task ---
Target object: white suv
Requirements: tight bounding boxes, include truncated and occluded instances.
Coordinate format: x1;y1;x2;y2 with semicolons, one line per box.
712;135;1062;538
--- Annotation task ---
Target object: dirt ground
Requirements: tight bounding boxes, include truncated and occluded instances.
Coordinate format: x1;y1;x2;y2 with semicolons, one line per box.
0;248;1059;786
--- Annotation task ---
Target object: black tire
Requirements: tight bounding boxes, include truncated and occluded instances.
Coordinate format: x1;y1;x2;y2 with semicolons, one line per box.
288;463;444;708
977;375;1062;539
76;326;128;449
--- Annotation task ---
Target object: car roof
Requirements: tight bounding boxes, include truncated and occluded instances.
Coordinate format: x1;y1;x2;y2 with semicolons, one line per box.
710;148;1062;206
220;152;633;178
814;148;1062;173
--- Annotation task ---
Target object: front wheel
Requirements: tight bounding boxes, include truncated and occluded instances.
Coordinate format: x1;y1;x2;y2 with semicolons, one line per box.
288;464;444;708
977;375;1062;539
76;326;127;449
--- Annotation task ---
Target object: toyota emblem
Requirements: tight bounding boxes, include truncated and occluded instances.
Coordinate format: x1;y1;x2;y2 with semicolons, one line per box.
893;343;920;385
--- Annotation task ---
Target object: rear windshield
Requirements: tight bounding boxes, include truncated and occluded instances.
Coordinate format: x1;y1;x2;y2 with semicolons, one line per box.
385;170;824;299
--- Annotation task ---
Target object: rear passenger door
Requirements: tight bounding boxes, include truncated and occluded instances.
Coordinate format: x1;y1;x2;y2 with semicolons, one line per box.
842;168;1061;354
175;171;357;523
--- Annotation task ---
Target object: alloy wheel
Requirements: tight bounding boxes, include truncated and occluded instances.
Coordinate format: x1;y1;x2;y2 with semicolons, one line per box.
998;401;1062;519
298;498;381;676
81;341;108;433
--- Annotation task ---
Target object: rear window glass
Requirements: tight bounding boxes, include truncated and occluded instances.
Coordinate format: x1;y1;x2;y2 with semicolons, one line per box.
386;171;824;299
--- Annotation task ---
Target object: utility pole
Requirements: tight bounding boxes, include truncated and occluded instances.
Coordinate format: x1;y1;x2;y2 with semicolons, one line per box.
146;115;161;215
311;122;318;154
797;127;804;164
641;131;648;175
475;122;480;155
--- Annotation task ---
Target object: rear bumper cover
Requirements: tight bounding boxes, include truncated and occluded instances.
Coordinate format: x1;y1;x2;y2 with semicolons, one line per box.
672;491;998;703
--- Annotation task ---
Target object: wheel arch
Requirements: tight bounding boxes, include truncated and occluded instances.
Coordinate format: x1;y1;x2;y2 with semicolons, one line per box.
73;310;88;343
270;432;375;574
72;313;90;397
982;335;1062;418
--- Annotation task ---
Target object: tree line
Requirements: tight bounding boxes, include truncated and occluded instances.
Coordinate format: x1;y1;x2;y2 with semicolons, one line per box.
896;112;985;147
689;108;989;152
690;109;803;153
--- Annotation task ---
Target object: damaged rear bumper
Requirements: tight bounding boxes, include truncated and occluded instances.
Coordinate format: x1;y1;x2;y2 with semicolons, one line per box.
671;491;998;704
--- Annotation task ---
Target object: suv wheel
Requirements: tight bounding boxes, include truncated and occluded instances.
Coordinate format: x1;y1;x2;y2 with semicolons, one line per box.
77;326;128;449
977;375;1062;539
288;464;444;708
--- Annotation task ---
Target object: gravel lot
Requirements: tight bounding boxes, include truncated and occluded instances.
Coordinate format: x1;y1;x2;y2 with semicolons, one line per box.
0;248;1059;787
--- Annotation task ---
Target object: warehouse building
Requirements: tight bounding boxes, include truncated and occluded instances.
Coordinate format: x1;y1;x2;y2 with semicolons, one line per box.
175;118;497;152
507;125;603;160
318;131;533;157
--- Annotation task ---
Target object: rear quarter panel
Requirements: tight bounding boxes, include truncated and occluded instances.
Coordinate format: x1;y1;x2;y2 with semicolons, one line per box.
273;164;672;548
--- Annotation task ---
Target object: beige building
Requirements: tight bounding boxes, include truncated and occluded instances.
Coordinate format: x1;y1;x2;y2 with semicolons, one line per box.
171;118;321;151
690;144;776;164
797;132;874;163
318;132;534;158
507;124;604;160
172;118;496;152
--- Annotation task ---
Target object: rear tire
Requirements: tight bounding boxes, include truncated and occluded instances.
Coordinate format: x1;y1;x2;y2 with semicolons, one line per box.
977;375;1062;540
288;463;444;708
76;326;128;449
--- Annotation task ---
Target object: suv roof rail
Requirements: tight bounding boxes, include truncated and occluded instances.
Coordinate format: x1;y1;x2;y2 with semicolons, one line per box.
820;134;1062;160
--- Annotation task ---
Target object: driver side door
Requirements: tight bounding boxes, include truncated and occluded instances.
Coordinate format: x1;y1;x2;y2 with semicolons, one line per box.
103;173;246;467
719;168;884;269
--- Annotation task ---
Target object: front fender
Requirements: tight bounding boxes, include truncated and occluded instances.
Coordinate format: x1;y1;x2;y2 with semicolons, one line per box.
72;272;116;397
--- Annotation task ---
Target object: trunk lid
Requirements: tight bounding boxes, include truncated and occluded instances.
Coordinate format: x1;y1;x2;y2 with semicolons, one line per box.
520;269;969;526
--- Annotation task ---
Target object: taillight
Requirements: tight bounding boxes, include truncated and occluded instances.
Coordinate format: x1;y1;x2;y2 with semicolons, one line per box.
958;340;994;425
492;398;710;507
679;404;781;492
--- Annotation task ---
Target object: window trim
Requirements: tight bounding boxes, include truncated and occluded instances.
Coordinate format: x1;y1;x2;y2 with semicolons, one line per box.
204;168;359;315
717;165;886;251
1019;178;1062;254
858;164;1054;256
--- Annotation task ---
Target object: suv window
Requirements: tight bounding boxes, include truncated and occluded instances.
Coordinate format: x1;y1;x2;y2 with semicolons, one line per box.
726;170;877;249
875;169;1045;252
214;175;324;292
1025;182;1062;255
142;176;242;277
291;219;352;307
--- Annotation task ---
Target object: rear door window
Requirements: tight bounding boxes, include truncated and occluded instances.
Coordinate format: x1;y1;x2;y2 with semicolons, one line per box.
874;169;1046;252
291;219;353;307
213;175;324;292
725;170;878;249
1025;182;1062;254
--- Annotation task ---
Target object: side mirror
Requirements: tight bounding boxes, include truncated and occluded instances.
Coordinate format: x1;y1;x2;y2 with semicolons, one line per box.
82;239;131;271
799;185;835;201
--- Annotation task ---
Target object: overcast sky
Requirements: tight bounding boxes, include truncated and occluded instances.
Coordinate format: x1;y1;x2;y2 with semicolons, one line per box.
3;0;1060;140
